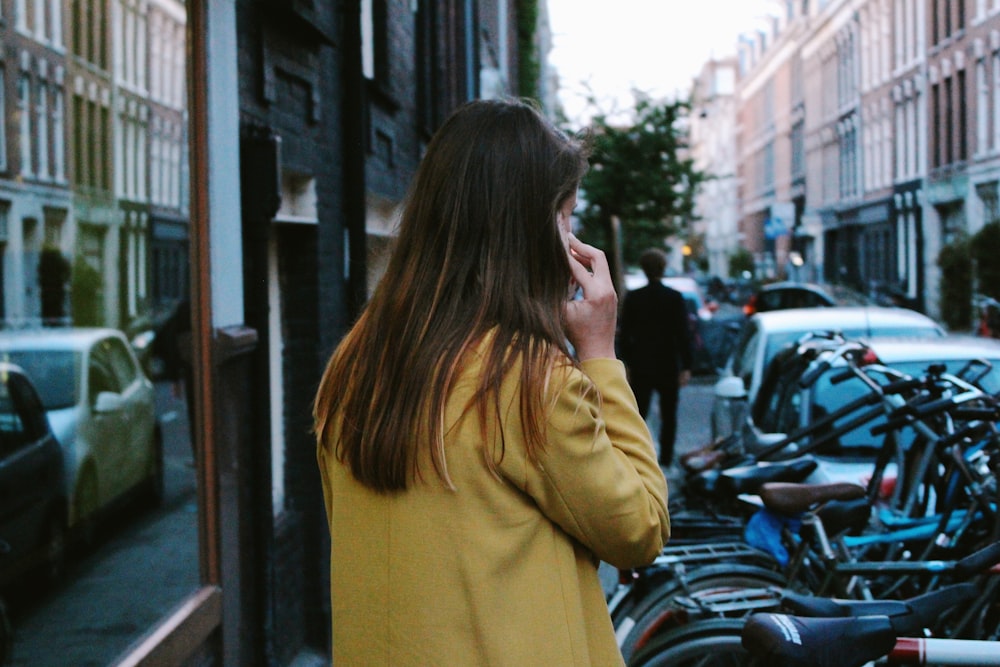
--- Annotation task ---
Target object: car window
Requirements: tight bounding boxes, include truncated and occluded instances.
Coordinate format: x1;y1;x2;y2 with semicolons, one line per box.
763;332;810;372
849;325;944;338
103;337;140;388
756;366;797;433
889;359;1000;394
0;377;28;457
0;350;78;410
800;291;828;308
809;367;911;457
732;324;761;381
759;291;783;311
89;355;121;404
774;381;804;435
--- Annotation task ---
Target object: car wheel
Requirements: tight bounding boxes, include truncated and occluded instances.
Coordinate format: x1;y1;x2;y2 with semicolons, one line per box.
141;425;165;508
73;468;99;551
40;510;67;586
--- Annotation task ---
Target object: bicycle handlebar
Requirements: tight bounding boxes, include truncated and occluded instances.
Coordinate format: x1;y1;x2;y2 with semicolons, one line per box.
953;540;1000;578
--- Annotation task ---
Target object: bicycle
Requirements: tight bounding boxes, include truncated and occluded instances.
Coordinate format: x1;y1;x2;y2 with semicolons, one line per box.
629;541;1000;666
742;580;1000;666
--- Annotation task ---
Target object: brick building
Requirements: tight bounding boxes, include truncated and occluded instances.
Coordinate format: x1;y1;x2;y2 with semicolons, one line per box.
0;0;546;665
723;0;1000;319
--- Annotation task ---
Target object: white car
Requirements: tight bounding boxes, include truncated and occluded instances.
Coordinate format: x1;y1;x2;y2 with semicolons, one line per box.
742;334;1000;487
624;272;716;321
711;306;946;440
0;328;162;542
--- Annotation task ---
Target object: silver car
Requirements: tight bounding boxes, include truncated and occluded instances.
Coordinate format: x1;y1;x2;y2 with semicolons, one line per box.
0;328;162;543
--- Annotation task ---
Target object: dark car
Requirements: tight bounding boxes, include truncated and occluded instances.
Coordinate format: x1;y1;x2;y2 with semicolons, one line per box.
743;281;871;317
0;361;66;589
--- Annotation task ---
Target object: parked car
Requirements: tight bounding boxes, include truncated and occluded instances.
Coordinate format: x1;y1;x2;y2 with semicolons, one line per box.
738;334;1000;487
0;328;163;545
743;281;871;317
711;307;946;440
624;272;718;373
0;362;66;588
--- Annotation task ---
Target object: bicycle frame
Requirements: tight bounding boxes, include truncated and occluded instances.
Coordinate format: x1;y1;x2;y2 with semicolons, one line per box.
891;635;1000;665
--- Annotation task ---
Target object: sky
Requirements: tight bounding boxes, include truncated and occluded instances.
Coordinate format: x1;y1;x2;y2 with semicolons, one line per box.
546;0;783;125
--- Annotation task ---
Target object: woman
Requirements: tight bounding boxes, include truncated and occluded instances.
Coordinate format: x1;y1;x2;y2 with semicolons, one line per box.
314;99;669;666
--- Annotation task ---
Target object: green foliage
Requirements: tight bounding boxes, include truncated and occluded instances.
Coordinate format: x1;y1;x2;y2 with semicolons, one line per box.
71;254;104;327
728;247;755;278
937;238;973;331
574;96;705;271
516;0;540;100
971;222;1000;300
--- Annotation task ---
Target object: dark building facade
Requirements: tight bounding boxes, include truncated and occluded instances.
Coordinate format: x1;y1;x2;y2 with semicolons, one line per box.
111;0;536;665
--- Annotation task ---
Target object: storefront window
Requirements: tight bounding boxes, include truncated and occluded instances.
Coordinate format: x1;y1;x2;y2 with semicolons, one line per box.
0;1;199;664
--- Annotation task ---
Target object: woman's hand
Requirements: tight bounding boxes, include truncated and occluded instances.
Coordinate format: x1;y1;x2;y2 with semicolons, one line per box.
563;235;618;361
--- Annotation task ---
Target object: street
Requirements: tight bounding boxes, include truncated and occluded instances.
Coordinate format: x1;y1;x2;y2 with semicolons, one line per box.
5;383;200;667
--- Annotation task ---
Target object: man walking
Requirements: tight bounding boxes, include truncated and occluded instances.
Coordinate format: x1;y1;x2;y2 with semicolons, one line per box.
619;248;693;467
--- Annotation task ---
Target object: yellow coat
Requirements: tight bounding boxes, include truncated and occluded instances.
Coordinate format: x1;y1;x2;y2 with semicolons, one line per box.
317;347;670;666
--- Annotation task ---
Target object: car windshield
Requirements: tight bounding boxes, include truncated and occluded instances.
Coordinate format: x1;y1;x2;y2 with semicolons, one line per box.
0;350;79;410
809;358;1000;455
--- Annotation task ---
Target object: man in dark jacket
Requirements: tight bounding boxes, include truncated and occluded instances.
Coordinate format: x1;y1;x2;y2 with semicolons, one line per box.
619;248;693;467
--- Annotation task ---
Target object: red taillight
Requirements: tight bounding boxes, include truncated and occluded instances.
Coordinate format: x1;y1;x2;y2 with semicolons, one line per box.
860;349;880;365
743;295;758;317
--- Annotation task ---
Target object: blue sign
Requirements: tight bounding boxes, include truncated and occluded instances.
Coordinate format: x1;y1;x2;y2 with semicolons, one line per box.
764;216;788;240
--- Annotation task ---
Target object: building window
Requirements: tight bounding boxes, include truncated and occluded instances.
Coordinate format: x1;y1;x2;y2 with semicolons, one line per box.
51;94;66;180
977;59;989;155
361;0;388;83
958;69;967;161
945;75;954;164
18;75;33;178
49;0;62;47
0;69;7;171
33;0;45;40
36;83;49;179
895;103;905;180
906;97;917;176
15;0;28;33
994;53;1000;151
896;0;905;67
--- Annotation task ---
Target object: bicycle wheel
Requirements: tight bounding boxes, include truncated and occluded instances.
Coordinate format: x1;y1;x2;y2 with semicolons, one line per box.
628;618;750;667
618;564;784;662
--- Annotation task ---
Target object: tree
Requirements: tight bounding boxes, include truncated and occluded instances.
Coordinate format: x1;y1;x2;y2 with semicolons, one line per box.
728;247;755;279
937;238;972;331
572;95;705;282
971;221;1000;300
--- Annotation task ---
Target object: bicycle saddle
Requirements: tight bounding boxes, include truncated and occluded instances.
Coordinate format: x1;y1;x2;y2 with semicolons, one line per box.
758;481;866;515
742;612;895;667
715;459;818;496
780;582;978;635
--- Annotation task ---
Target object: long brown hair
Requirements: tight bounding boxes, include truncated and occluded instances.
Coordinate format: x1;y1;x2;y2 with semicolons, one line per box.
313;99;589;493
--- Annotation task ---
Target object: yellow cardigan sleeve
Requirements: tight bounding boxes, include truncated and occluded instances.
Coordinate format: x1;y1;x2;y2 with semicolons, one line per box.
518;357;670;569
